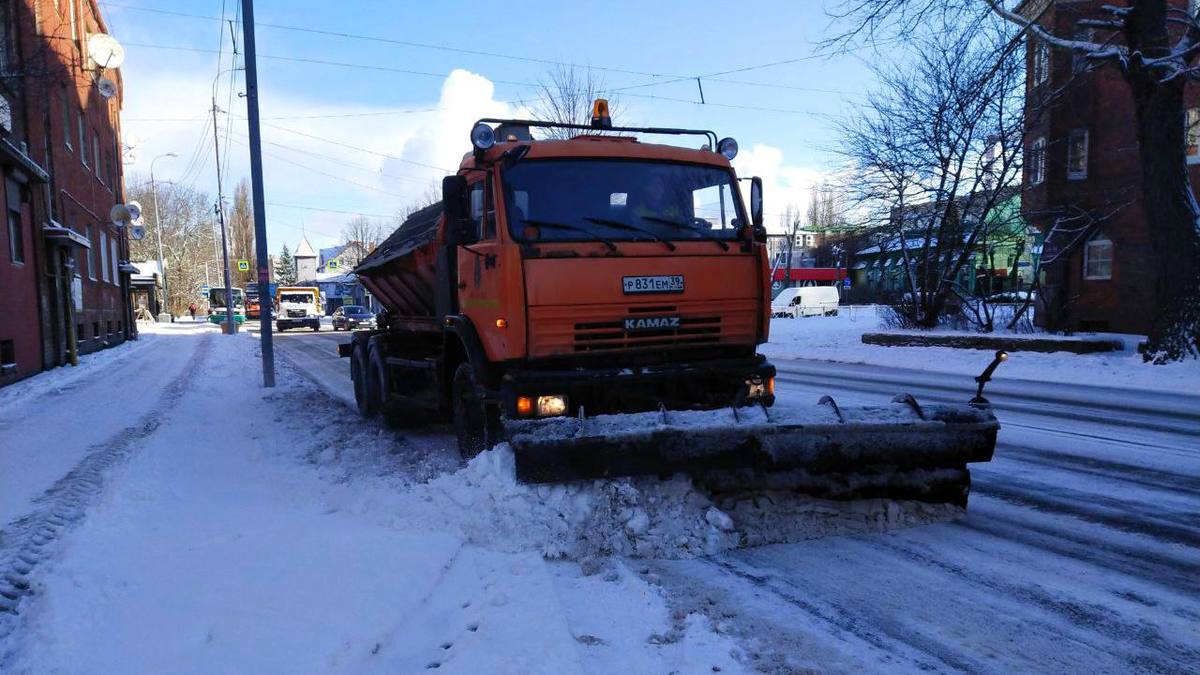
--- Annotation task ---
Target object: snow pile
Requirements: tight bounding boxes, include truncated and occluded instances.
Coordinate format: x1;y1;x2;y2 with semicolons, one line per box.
765;308;1200;392
384;444;961;561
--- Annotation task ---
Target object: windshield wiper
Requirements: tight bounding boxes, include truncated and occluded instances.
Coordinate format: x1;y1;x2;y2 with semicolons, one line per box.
640;215;730;251
583;216;676;251
519;218;619;252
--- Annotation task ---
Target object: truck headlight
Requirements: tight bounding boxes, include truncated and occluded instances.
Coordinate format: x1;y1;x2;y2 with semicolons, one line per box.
746;376;772;400
536;395;568;417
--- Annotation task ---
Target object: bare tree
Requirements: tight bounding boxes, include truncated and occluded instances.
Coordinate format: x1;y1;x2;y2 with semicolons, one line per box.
339;216;384;269
831;0;1199;361
229;180;255;287
528;65;623;138
126;180;217;316
836;20;1027;329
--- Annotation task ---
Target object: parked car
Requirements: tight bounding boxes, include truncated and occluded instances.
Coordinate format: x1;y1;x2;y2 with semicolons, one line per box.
771;286;840;318
331;305;377;331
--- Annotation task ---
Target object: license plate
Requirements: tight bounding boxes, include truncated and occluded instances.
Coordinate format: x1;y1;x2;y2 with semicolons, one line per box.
624;315;681;332
622;275;684;294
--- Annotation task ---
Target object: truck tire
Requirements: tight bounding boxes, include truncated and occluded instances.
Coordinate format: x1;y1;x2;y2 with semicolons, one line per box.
312;322;320;332
276;322;286;332
368;343;391;416
452;362;501;460
352;342;377;418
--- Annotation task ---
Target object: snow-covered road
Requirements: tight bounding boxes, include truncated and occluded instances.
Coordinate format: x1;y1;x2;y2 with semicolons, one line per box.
1;326;1197;673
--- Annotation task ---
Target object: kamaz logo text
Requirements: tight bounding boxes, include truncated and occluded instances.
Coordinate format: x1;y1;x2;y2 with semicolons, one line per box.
623;316;681;332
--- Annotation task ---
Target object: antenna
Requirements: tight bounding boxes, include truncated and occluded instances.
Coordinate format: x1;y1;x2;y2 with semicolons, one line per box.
97;77;118;99
87;34;126;70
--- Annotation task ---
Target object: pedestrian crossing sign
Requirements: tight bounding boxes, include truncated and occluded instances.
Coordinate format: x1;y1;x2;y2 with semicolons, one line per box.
328;260;339;270
237;260;250;272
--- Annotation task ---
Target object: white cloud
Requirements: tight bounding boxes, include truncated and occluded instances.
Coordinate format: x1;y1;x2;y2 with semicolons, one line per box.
733;144;826;233
381;69;512;190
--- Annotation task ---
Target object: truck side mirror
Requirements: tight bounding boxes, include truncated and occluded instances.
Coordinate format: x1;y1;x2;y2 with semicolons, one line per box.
749;177;767;242
442;175;476;246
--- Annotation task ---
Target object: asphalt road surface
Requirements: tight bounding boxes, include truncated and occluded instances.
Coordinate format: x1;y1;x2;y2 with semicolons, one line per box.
260;329;1200;673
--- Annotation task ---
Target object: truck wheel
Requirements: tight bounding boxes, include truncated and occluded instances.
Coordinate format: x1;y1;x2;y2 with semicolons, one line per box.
276;322;285;332
368;344;391;416
312;322;320;332
352;343;377;417
452;362;500;460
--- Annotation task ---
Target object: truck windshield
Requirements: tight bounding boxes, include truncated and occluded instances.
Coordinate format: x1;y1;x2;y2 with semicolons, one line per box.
501;160;744;245
280;293;314;304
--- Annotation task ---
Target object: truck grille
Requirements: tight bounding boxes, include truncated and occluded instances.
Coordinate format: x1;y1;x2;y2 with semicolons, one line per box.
527;300;758;357
574;307;721;352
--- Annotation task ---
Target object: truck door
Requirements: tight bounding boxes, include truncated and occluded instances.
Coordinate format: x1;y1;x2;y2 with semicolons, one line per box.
457;174;508;358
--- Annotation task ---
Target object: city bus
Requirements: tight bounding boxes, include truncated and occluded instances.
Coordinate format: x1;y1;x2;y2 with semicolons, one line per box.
207;287;247;325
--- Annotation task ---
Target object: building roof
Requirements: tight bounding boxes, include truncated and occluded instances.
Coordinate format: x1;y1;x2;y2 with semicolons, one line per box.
295;236;316;258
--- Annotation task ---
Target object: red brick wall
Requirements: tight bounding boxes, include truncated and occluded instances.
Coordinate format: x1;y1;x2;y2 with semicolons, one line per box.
1023;0;1189;334
21;0;127;365
0;180;43;382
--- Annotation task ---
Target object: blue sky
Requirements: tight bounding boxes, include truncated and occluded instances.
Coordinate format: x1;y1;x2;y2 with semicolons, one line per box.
101;0;880;253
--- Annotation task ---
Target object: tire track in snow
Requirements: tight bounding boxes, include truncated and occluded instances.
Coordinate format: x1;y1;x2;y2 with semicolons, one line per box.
865;537;1200;673
971;475;1200;547
958;501;1200;595
993;445;1200;498
0;335;212;640
706;556;988;674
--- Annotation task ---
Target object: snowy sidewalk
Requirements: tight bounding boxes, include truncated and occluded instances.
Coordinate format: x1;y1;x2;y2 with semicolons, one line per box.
1;328;744;674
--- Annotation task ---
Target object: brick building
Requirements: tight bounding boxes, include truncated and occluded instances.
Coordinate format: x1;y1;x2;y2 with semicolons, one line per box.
1020;0;1182;334
0;0;130;385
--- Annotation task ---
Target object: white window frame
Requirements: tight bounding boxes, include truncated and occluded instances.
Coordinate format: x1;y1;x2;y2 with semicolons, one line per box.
1033;41;1050;86
110;237;118;285
1083;234;1113;281
92;130;101;178
1188;108;1200;164
99;230;109;281
86;224;96;280
1030;138;1047;186
1067;128;1089;180
78;111;88;168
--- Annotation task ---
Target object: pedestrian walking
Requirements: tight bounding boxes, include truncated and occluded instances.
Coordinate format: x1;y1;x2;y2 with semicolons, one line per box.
188;303;197;320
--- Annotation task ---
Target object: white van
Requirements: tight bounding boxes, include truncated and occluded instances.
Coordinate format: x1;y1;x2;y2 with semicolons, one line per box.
771;286;840;318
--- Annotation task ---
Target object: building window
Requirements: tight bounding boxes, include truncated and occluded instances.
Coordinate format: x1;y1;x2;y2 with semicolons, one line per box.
6;178;22;264
68;0;77;42
1084;233;1113;280
1067;128;1089;180
99;230;109;281
86;224;96;279
92;322;99;339
92;131;101;177
63;94;73;151
1188;109;1200;164
1030;138;1046;185
0;339;14;373
78;112;88;167
110;237;118;284
1032;40;1050;86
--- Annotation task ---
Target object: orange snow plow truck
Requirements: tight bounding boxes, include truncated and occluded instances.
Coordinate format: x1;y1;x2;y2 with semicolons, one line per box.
340;103;999;506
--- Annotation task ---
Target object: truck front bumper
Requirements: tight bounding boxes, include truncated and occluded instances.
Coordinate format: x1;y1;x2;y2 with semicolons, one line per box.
499;355;775;419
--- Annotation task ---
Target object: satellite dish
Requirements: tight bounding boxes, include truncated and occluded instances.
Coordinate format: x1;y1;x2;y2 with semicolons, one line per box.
87;34;126;70
130;225;146;241
126;201;142;221
109;203;132;226
97;77;118;99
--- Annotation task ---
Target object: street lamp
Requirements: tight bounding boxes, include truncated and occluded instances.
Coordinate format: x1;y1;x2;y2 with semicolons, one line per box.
150;152;177;317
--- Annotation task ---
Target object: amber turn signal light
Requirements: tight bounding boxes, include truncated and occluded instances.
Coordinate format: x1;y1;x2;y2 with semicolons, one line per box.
516;396;534;416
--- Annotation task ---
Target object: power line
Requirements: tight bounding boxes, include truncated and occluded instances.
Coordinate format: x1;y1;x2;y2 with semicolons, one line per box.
225;135;412;198
100;2;688;80
267;202;396;219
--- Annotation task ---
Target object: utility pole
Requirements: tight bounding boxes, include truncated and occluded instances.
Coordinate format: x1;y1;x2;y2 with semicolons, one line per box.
150;153;177;317
212;98;236;333
241;0;276;386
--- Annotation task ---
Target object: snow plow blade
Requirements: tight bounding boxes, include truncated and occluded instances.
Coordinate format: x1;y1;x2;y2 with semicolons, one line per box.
507;397;998;506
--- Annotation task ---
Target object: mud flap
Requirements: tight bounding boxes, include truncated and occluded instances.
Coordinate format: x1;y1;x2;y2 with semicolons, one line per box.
507;398;998;506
